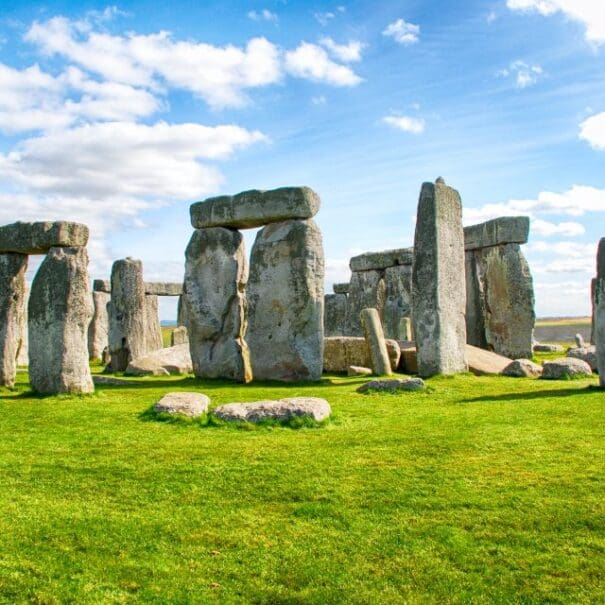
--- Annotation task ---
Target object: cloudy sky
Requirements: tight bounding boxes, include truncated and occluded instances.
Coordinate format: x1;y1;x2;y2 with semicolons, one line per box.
1;0;604;319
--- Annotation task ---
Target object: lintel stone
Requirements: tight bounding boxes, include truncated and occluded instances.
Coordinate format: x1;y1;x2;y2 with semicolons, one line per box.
349;248;414;272
144;282;183;296
464;216;529;251
0;221;89;254
93;279;110;293
333;282;349;294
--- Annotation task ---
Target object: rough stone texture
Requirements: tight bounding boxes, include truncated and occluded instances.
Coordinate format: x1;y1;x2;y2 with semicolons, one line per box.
214;397;331;423
333;283;349;294
247;219;324;381
0;221;89;254
533;343;564;353
357;378;425;393
144;295;163;353
346;270;385;336
154;392;209;417
93;279;110;293
191;187;320;229
88;290;110;360
502;359;543;378
360;308;392;375
575;334;585;348
350;247;414;272
464;216;530;251
566;346;598;372
323;336;400;373
144;282;183;296
466;243;534;359
348;365;372;376
398;341;418;374
177;293;188;327
184;228;251;382
595;278;605;387
541;357;593;379
125;343;192;376
324;293;347;337
28;247;93;394
170;326;188;346
16;287;29;367
598;238;605;278
383;264;413;341
0;253;28;387
412;180;468;377
107;258;148;372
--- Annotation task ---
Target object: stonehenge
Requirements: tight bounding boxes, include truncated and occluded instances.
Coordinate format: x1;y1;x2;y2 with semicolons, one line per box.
591;238;605;345
360;308;392;375
88;283;110;361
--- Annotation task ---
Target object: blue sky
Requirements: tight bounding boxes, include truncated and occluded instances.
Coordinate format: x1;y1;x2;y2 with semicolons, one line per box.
1;0;604;319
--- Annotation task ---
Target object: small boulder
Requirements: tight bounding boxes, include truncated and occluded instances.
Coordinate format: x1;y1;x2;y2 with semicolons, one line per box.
154;392;210;417
213;397;330;423
357;378;426;393
533;343;564;353
125;344;192;376
566;346;598;372
502;359;543;378
541;357;593;380
575;333;585;348
348;365;372;376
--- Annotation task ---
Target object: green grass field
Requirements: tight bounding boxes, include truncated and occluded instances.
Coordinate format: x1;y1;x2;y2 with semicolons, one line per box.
1;364;603;604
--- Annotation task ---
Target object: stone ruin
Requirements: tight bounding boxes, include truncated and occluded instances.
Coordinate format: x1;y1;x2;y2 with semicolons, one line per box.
591;238;605;345
594;239;605;387
0;221;93;393
182;187;324;382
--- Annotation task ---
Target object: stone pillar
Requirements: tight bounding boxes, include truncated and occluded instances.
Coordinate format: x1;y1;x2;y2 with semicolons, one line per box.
360;308;392;375
247;219;324;381
171;326;188;346
346;270;385;336
16;286;29;367
183;227;251;382
144;294;163;352
88;290;110;360
324;293;347;336
595;278;605;387
591;238;605;345
383;264;413;340
412;178;467;377
108;258;148;372
29;247;93;394
0;253;28;387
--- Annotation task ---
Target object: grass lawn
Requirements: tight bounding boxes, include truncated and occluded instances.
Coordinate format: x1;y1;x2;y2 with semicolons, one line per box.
0;367;603;604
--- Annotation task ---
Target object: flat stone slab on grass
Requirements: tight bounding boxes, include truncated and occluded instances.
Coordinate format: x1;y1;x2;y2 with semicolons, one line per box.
541;357;593;379
502;359;543;378
213;397;331;423
358;378;426;393
348;365;372;376
0;221;89;254
566;346;598;372
534;343;564;353
154;392;210;417
125;344;192;376
324;336;401;373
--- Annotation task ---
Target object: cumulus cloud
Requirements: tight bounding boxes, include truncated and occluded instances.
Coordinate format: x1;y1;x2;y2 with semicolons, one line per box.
531;218;585;236
319;37;365;62
248;9;278;23
579;112;605;150
382;19;420;45
496;60;543;88
382;114;425;134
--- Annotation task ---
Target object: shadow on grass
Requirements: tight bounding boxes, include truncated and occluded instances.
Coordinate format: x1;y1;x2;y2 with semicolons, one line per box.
460;384;602;404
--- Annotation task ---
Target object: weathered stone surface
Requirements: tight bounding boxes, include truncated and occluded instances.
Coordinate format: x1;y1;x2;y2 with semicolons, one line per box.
575;334;585;348
213;397;331;423
361;308;392;375
597;238;605;278
502;359;543;378
184;228;251;382
107;258;148;372
125;343;192;376
247;219;324;381
541;357;593;379
383;264;413;340
464;216;530;251
323;336;400;373
177;293;188;327
346;270;385;336
154;392;209;417
16;286;29;367
466;243;535;359
566;346;598;372
0;253;28;387
348;365;372;376
93;279;110;293
324;293;347;337
398;341;418;374
144;295;163;353
534;343;564;353
144;282;183;296
412;180;468;377
29;247;93;394
350;247;414;272
595;278;605;387
88;291;110;360
170;326;188;346
191;187;320;229
0;221;89;254
357;377;425;393
333;282;349;294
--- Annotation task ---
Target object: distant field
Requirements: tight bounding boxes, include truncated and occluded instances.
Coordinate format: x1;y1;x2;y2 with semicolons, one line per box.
535;317;591;327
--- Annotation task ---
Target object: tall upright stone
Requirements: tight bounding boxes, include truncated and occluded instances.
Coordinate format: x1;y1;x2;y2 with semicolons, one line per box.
591;238;605;345
29;247;93;394
16;286;29;367
144;295;163;352
324;293;347;337
183;227;251;382
412;178;467;377
0;253;28;387
108;258;148;372
595;278;605;388
383;264;413;340
247;219;324;381
88;290;110;361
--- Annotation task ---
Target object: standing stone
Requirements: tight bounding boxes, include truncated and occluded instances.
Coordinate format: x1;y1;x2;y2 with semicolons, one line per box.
144;295;163;352
412;179;468;377
0;253;28;387
596;278;605;387
16;286;29;367
171;325;188;346
324;293;347;337
591;239;605;345
108;258;148;372
29;247;93;394
360;308;392;375
88;290;110;360
383;264;413;340
247;219;324;381
346;270;385;336
184;227;251;382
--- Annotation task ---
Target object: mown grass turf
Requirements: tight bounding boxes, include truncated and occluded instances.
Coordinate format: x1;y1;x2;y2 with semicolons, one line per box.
0;369;603;604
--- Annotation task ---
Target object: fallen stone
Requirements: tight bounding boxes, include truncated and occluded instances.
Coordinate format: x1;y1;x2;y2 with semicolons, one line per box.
190;187;320;229
154;392;210;417
464;216;530;251
541;357;593;379
357;378;425;393
144;282;183;296
213;397;331;423
93;279;110;293
93;375;138;386
324;293;347;337
323;336;401;373
567;346;598;372
348;365;372;376
333;282;349;294
0;221;89;254
350;247;414;272
88;290;110;360
361;308;392;375
170;326;188;346
533;343;564;353
346;269;385;336
502;359;543;378
125;343;192;376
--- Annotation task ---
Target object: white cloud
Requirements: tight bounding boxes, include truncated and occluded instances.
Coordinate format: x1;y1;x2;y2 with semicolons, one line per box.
382;19;420;45
497;60;543;88
319;37;365;62
248;9;278;23
382;114;425;134
507;0;605;45
314;8;345;26
531;218;585;236
285;42;362;86
579;112;605;150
